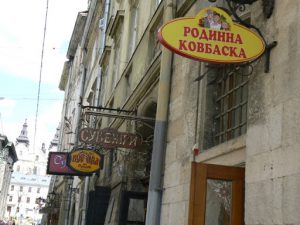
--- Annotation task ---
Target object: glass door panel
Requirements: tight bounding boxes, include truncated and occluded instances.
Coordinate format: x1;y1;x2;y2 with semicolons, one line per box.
205;179;232;225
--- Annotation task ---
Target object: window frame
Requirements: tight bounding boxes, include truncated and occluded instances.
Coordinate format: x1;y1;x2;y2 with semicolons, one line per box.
203;64;250;149
128;1;140;58
214;65;249;143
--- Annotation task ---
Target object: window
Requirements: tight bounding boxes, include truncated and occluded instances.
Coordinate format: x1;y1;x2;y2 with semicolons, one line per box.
105;197;115;224
27;167;32;175
35;155;39;161
100;64;108;105
9;196;12;202
108;99;114;125
16;165;20;172
112;34;122;89
11;185;14;191
33;166;37;175
152;0;161;12
27;197;30;203
127;198;146;223
149;17;163;62
110;0;116;16
188;163;245;225
18;197;21;203
28;187;32;193
128;1;139;58
99;18;106;54
37;188;40;193
124;68;132;101
215;65;248;143
113;149;118;163
87;90;95;106
91;41;98;67
20;186;23;192
203;65;249;149
108;10;124;90
118;191;148;225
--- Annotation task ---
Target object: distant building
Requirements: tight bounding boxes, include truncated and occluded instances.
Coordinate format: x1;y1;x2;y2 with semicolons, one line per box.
0;135;17;220
5;120;51;225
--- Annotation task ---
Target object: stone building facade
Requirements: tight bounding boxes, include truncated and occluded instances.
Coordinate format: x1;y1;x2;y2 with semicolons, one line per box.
52;1;300;225
0;135;17;220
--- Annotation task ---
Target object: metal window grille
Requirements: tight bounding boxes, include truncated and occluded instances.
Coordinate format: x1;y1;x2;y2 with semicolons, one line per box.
214;65;249;144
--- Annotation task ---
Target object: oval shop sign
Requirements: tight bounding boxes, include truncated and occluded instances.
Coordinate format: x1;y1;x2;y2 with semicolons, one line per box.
158;7;265;63
68;149;103;174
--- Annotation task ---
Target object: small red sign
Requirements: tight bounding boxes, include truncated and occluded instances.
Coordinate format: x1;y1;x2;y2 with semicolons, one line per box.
47;152;77;175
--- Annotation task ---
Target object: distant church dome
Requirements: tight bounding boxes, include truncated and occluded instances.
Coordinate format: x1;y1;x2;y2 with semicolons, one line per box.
16;119;29;146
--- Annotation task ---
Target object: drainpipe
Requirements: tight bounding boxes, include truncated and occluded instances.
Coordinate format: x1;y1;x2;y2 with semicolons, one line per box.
145;1;175;225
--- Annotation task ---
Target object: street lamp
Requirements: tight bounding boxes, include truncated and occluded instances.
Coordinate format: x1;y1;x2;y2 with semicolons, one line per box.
49;191;57;202
46;191;58;225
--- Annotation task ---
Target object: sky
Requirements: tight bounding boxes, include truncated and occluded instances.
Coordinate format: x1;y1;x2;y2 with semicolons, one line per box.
0;0;88;151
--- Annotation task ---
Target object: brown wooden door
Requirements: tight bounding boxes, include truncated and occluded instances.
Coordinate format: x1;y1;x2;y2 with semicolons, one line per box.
188;162;245;225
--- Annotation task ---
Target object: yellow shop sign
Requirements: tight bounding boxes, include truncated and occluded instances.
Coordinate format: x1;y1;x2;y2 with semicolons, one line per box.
68;149;103;174
158;7;265;63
